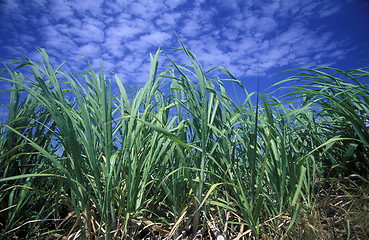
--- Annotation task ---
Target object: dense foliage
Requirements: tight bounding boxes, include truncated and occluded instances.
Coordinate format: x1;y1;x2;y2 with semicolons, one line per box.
0;45;368;239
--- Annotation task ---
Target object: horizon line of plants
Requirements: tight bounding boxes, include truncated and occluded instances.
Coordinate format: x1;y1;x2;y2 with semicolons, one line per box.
0;42;368;239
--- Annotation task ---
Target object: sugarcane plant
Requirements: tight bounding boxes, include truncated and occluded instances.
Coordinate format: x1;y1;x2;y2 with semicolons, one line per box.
0;42;368;239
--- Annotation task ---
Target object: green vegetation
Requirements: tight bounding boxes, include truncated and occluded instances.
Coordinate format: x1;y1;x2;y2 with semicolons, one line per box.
0;44;368;239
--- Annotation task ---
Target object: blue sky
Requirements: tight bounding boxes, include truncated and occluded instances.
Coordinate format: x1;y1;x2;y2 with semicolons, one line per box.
1;0;369;117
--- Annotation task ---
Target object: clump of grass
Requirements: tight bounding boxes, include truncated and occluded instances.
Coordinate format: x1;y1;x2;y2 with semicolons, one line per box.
275;67;369;178
0;42;368;239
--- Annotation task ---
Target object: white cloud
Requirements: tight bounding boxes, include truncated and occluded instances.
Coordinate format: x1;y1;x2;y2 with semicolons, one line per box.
18;34;36;46
49;0;75;20
140;32;171;45
215;0;239;10
104;38;124;57
0;0;356;85
114;54;151;83
165;0;186;9
77;22;105;43
274;24;305;46
77;43;100;57
107;18;148;39
230;38;257;53
130;0;164;20
261;1;280;17
73;0;104;15
2;45;29;58
155;12;182;30
2;0;21;13
41;25;78;51
103;18;150;57
318;3;343;17
181;19;202;37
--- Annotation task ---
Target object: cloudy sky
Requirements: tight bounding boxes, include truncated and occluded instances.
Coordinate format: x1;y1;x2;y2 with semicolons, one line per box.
1;0;369;116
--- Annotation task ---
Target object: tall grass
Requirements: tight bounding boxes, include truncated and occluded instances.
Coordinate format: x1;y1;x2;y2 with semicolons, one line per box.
0;44;368;239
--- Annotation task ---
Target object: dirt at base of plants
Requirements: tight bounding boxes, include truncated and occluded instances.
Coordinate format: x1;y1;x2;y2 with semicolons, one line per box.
290;175;369;240
8;176;368;240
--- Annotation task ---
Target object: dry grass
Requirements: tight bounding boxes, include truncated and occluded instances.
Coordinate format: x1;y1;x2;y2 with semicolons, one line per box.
291;176;369;240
